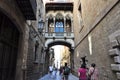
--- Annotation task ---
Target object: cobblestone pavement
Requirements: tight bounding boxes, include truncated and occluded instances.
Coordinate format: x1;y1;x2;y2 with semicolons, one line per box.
38;71;79;80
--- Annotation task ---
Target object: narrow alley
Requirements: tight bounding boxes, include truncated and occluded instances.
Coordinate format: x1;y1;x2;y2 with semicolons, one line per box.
38;71;79;80
0;0;120;80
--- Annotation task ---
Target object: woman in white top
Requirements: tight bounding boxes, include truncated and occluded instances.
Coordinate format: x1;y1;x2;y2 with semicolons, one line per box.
88;63;99;80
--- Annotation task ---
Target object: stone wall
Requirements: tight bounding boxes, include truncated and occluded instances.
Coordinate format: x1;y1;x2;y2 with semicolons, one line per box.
0;0;44;80
0;1;28;80
73;0;120;79
26;26;44;80
25;0;45;79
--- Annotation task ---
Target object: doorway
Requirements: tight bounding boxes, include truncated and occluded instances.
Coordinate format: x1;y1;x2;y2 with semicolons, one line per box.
0;11;20;80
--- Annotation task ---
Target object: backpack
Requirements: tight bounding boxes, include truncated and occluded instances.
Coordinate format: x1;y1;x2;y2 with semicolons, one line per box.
64;67;70;75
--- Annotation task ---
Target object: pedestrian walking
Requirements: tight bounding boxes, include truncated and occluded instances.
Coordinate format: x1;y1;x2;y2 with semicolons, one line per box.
59;66;63;75
52;67;57;78
63;63;70;80
78;64;87;80
49;65;53;78
88;63;99;80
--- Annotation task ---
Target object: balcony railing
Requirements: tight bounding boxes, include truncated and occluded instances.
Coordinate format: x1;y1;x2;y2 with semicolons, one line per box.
45;32;74;39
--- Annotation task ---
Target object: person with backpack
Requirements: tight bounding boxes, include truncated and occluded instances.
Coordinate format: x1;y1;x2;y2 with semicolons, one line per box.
88;63;99;80
63;63;70;80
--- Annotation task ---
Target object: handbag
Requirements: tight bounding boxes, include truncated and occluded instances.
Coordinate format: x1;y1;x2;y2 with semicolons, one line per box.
87;68;95;80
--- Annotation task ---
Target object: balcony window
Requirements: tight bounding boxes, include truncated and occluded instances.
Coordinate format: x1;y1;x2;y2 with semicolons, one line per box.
66;23;71;32
55;22;64;32
66;16;71;32
48;23;54;32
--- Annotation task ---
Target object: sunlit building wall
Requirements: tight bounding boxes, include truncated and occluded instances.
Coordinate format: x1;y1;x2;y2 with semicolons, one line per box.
61;46;70;67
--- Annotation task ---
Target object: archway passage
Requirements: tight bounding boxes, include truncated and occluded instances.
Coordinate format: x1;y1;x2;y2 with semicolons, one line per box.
0;11;20;80
51;45;70;69
46;41;74;73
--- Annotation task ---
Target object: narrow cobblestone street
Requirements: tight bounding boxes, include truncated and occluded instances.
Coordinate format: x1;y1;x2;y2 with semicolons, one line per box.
38;71;79;80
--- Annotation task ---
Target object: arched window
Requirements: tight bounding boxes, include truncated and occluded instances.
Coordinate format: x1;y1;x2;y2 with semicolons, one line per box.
55;13;64;32
48;15;54;32
65;15;71;32
55;21;64;32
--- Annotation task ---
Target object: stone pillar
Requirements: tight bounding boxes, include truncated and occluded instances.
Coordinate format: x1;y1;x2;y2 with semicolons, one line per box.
43;51;46;75
70;49;74;73
46;18;48;32
44;49;50;74
71;18;73;32
64;17;66;32
53;17;55;32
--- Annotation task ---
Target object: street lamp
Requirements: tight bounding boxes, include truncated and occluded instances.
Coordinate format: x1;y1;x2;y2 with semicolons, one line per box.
38;19;44;35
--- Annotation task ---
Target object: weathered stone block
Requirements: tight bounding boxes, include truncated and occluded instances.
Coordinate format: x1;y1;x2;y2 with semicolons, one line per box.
116;72;120;79
109;49;119;56
116;35;120;45
111;64;120;71
111;40;119;47
114;56;120;63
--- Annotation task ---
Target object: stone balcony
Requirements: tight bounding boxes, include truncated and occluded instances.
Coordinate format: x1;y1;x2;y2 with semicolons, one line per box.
44;32;74;48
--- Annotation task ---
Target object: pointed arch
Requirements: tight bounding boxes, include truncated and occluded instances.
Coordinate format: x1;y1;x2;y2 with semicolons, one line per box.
48;14;54;20
55;12;64;20
65;14;72;32
55;13;64;32
47;14;54;32
65;14;71;20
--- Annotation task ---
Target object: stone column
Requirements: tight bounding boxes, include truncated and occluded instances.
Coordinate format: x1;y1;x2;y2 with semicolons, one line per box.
70;49;74;73
71;18;73;32
64;17;66;32
53;17;55;32
46;18;48;32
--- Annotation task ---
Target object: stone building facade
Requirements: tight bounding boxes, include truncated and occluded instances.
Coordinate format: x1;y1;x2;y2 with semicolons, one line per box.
0;0;45;80
43;1;75;73
61;46;70;67
73;0;120;79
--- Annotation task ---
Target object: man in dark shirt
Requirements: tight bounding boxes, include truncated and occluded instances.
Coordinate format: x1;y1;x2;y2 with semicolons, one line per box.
63;63;70;80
